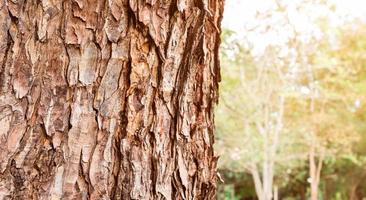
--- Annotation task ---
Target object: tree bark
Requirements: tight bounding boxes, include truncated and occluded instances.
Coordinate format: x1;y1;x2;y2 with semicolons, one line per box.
0;0;224;199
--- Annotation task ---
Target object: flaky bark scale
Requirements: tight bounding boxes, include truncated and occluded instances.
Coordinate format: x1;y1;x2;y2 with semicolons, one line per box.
0;0;224;199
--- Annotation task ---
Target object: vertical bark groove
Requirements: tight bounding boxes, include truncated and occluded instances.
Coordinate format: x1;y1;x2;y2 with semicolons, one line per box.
0;0;224;199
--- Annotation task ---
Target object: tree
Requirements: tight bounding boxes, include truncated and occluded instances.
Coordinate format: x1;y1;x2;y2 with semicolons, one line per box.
217;1;328;199
217;30;288;200
0;0;224;199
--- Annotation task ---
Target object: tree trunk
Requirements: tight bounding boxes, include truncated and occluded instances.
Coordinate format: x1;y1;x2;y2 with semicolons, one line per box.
349;179;360;200
0;0;224;199
249;164;264;200
309;141;323;200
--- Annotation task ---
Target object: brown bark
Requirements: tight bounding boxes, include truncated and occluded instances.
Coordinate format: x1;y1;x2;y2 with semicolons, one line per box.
0;0;224;199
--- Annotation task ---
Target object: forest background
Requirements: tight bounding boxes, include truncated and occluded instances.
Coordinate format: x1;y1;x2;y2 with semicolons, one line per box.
216;0;366;199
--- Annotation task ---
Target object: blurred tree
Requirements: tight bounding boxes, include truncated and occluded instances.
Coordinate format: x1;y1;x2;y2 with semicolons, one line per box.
217;0;366;199
217;29;294;200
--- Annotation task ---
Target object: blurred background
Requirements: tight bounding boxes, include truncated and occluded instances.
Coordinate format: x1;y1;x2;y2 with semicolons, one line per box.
215;0;366;199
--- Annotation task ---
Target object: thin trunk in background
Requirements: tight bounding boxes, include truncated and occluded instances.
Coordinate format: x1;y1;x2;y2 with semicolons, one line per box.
308;135;324;200
243;54;285;200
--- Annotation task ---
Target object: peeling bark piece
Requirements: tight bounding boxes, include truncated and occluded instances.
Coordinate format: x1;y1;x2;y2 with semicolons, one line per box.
0;106;12;138
63;89;97;197
37;8;50;41
105;0;128;42
79;41;99;85
66;46;80;85
0;3;10;65
25;36;40;65
0;121;26;171
43;38;68;87
96;40;128;105
12;47;33;99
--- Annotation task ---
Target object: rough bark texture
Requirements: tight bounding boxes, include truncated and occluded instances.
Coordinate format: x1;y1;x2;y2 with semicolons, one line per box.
0;0;224;199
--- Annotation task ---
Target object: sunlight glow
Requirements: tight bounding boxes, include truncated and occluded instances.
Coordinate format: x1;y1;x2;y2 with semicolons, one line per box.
223;0;366;54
